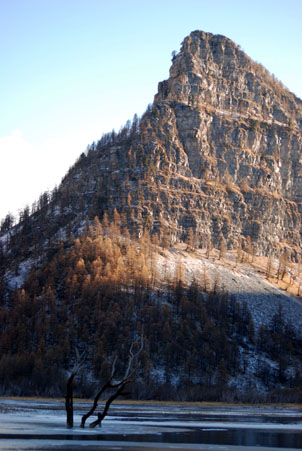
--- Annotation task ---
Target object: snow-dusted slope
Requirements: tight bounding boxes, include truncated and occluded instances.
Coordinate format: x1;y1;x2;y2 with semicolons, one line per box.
155;245;302;333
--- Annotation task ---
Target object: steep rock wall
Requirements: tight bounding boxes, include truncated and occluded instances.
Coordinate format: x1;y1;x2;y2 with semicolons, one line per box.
134;31;302;254
15;30;302;259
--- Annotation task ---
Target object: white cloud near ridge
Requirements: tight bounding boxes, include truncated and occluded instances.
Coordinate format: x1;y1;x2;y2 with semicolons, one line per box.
0;125;102;221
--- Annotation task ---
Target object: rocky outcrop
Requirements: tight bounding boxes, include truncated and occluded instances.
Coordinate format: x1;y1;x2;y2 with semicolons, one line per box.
11;30;302;259
132;30;302;255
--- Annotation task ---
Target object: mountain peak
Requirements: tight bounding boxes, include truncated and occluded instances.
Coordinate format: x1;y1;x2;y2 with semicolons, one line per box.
3;31;302;256
156;30;301;122
1;30;302;400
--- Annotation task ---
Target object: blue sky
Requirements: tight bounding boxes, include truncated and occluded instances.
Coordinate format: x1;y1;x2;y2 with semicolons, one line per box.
1;0;301;220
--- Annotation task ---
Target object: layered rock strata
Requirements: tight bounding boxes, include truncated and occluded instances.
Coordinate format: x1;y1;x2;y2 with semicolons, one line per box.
24;31;302;256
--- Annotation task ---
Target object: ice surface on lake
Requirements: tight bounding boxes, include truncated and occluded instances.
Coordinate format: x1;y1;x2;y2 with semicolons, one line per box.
0;399;302;450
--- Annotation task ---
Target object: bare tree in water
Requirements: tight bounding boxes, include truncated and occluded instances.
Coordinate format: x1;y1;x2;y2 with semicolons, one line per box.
81;337;144;428
65;348;86;428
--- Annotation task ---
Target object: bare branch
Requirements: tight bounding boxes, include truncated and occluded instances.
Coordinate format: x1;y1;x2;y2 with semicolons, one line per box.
73;349;87;373
81;337;143;428
80;380;110;428
89;383;129;428
123;335;144;380
80;355;118;428
110;356;118;378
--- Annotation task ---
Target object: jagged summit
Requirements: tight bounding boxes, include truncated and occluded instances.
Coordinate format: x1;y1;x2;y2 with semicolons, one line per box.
156;30;301;132
158;30;302;114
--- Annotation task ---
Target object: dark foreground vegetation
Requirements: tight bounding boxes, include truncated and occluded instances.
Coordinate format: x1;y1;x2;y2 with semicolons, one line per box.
0;216;302;404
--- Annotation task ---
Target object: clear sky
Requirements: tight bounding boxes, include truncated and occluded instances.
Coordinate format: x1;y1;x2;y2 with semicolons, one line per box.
1;0;301;221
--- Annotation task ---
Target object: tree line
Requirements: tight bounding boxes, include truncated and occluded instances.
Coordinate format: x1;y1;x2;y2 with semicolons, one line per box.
0;217;301;402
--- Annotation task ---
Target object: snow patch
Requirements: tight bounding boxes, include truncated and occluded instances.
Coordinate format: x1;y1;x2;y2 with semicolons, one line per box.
154;246;302;335
6;259;34;290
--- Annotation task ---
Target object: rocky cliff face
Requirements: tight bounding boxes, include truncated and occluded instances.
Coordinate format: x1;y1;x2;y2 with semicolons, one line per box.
4;30;302;262
89;30;302;256
149;31;302;252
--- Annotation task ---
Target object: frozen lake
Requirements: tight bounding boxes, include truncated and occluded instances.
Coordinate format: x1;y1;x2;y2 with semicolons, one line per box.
0;399;301;450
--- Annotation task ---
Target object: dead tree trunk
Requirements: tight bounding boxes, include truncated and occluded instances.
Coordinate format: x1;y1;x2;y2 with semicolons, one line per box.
65;372;76;428
80;373;115;428
89;384;127;428
80;384;107;428
65;348;86;428
81;337;143;428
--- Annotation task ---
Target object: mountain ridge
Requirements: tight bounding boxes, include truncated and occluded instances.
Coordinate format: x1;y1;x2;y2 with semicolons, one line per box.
2;30;302;256
1;31;302;400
